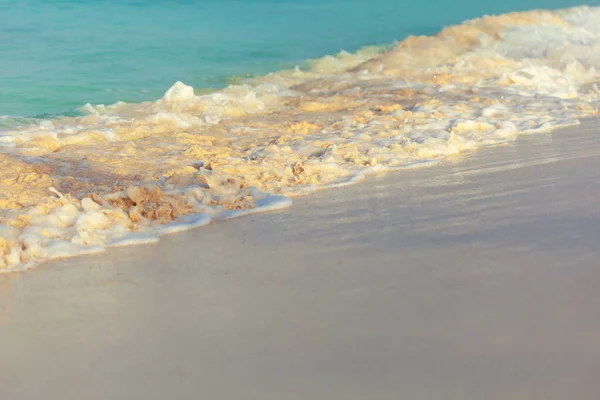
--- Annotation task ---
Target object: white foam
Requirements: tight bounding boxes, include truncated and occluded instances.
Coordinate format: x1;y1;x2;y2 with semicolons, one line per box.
106;233;160;247
1;6;600;272
162;81;196;103
215;196;293;220
154;213;212;235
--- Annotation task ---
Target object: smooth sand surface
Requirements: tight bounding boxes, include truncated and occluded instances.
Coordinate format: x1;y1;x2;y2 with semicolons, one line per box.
2;119;600;400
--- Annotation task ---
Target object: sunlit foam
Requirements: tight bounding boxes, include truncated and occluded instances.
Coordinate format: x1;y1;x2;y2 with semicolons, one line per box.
0;6;599;271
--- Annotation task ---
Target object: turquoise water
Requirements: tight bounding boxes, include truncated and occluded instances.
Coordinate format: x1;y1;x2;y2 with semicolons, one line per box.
0;0;594;117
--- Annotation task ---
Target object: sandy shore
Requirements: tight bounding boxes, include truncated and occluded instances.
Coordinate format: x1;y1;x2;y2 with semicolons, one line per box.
2;118;600;399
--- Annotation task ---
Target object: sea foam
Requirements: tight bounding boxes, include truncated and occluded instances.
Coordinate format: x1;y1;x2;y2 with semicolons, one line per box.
0;6;599;271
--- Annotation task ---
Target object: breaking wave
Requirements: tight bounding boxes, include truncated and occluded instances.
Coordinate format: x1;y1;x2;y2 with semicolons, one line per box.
1;6;599;271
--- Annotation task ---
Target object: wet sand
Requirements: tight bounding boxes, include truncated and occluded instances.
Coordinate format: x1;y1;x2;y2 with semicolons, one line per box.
2;118;600;399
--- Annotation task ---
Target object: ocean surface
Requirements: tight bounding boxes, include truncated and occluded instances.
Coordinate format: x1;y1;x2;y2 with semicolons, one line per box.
0;1;599;272
0;0;595;118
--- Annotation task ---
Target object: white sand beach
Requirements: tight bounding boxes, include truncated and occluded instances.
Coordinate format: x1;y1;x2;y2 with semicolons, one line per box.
2;118;600;399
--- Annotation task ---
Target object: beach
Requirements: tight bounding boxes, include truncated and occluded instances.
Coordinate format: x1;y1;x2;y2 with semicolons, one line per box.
1;6;599;271
2;118;600;399
2;2;600;398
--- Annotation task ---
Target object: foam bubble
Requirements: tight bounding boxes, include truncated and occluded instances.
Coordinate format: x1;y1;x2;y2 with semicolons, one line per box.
1;6;600;272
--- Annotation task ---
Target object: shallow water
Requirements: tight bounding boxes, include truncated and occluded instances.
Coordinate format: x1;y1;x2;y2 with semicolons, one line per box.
0;4;599;272
0;0;594;117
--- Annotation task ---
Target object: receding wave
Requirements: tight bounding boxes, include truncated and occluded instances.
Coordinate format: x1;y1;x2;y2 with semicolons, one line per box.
1;6;599;271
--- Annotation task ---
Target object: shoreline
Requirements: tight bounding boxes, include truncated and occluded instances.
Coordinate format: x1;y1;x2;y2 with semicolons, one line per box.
2;118;600;399
0;116;587;275
1;6;599;272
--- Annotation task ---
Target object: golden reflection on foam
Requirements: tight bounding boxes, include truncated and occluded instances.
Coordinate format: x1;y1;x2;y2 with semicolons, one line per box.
0;7;599;270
